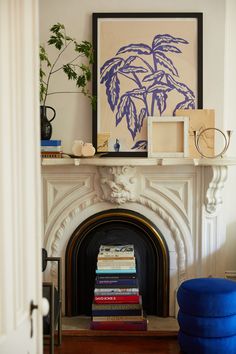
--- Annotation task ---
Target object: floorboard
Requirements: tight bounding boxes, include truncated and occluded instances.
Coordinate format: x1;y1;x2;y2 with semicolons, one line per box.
44;335;182;354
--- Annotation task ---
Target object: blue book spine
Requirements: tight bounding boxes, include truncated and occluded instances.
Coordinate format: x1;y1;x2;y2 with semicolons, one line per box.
41;140;61;146
96;269;136;274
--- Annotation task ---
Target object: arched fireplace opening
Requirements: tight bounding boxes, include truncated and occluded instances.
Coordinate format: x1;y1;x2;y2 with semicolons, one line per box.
65;209;169;317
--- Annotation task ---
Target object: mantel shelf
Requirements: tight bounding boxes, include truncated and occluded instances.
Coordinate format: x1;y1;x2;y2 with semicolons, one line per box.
41;156;236;167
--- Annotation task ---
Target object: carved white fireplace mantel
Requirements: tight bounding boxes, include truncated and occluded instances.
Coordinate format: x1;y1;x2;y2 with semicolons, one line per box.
41;157;236;316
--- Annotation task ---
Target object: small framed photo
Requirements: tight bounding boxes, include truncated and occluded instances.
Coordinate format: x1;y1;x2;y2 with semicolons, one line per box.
147;116;189;157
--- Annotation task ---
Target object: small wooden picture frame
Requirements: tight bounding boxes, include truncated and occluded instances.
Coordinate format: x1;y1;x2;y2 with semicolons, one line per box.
147;116;189;157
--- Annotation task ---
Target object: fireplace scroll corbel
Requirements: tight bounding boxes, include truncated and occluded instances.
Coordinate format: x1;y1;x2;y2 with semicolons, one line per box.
204;165;228;214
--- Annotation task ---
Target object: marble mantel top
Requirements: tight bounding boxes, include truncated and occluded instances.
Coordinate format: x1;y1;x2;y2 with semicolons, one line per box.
41;156;236;167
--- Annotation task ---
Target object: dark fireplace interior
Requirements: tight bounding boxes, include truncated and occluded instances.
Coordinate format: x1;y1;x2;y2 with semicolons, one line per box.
65;209;169;317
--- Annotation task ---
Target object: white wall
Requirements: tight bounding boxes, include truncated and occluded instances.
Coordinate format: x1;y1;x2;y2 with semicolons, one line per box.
40;0;236;269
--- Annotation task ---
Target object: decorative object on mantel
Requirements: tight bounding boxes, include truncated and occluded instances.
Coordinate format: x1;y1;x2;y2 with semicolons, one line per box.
92;12;203;157
193;128;232;158
176;109;215;158
40;23;95;140
40;105;56;140
41;139;63;158
81;143;96;157
72;140;84;156
71;140;96;157
147;116;189;158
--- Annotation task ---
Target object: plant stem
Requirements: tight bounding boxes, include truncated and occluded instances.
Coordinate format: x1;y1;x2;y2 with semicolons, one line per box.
43;40;73;105
118;71;137;84
132;73;150;116
151;53;158;116
136;56;154;73
51;53;83;74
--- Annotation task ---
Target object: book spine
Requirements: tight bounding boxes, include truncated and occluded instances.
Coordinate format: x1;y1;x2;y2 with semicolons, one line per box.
94;288;139;293
92;315;144;321
94;295;140;304
92;303;142;310
99;245;134;253
94;292;139;297
41;139;61;146
96;269;136;274
41;146;62;152
98;252;134;258
96;274;137;280
98;256;135;260
95;281;138;288
92;309;142;316
97;266;136;270
90;320;147;331
41;152;62;158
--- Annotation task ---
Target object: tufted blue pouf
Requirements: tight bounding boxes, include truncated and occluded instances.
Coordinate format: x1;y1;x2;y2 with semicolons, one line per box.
177;278;236;354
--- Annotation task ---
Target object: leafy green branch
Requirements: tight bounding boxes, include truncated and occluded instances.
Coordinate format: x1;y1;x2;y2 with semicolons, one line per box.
40;23;95;109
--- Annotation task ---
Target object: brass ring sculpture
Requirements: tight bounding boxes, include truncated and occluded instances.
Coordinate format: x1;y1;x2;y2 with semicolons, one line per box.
193;128;232;158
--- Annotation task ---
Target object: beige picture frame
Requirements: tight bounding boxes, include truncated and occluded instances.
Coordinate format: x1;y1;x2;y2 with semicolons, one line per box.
147;116;189;157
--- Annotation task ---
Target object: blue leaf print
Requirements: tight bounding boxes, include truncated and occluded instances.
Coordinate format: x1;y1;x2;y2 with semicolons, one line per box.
117;43;152;55
126;97;138;139
124;56;138;66
173;98;195;115
152;34;188;50
100;32;194;140
105;73;120;111
138;108;146;131
143;70;165;82
120;65;148;74
156;45;182;53
100;57;124;83
131;140;147;150
154;51;178;76
166;74;195;98
155;92;168;114
116;94;129;125
127;87;147;97
147;82;172;93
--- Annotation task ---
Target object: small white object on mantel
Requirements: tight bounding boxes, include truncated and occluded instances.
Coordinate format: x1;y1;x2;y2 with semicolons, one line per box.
71;140;84;156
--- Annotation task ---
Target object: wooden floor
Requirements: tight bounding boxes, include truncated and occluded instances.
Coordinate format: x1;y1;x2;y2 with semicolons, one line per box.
44;335;182;354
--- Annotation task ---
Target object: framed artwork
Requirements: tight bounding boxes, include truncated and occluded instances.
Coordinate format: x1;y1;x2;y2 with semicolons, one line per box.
92;12;203;157
147;116;189;157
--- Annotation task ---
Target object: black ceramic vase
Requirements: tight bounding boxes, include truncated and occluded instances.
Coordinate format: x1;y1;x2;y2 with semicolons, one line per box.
40;105;56;140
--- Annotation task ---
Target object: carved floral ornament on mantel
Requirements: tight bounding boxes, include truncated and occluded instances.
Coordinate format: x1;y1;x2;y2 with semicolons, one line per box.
98;166;137;204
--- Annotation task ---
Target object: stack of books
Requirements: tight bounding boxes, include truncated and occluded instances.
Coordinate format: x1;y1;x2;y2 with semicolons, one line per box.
41;140;63;158
91;244;147;331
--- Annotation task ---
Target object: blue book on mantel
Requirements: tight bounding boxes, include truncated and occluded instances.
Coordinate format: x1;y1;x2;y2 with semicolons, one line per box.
96;269;136;274
41;140;61;146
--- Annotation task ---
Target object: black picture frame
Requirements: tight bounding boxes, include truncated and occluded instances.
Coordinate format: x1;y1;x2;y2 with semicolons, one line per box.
92;12;203;157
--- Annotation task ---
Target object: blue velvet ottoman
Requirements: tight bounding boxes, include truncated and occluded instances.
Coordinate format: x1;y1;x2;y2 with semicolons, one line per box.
177;278;236;354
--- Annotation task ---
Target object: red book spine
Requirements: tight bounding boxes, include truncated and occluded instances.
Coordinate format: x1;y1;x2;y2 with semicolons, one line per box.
94;295;140;304
90;320;147;331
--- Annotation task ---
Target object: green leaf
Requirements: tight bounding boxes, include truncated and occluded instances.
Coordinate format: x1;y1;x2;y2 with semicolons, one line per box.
76;75;86;87
39;45;51;66
63;64;77;80
48;35;64;50
50;23;65;34
80;64;91;80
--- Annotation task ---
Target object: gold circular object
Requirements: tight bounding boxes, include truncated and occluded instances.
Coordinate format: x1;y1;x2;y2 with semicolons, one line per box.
193;128;232;158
